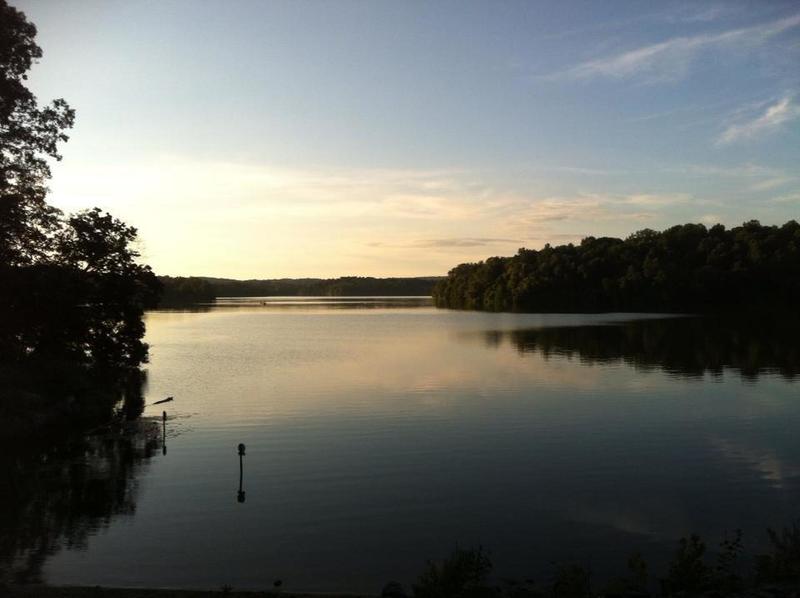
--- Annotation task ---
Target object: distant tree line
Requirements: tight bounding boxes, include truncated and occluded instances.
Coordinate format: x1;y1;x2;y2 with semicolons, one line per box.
0;1;160;440
158;276;217;304
158;275;441;304
433;221;800;313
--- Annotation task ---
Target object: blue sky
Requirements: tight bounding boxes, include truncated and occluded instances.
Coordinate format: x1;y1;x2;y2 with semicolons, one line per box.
16;0;800;277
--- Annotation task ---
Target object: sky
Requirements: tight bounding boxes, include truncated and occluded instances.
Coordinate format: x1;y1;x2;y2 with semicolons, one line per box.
15;0;800;278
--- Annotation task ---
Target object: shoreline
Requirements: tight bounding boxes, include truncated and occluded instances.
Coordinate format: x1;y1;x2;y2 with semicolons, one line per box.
4;585;375;598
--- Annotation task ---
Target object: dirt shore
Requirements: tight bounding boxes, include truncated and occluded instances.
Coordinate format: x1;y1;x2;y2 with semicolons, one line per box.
3;586;374;598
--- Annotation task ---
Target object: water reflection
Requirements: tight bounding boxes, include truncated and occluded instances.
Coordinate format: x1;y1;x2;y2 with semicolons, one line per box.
0;418;161;583
4;306;800;592
483;315;800;379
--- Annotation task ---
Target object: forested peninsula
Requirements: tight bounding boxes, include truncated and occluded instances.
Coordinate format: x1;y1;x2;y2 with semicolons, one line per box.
159;275;442;304
433;221;800;313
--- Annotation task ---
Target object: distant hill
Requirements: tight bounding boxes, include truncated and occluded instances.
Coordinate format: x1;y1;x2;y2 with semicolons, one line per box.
433;220;800;313
158;275;443;305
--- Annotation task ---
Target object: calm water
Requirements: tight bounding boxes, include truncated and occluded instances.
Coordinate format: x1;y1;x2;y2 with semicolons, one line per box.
6;298;800;591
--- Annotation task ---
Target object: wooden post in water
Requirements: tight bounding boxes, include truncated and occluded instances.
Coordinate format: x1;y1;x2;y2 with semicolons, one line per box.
237;443;246;503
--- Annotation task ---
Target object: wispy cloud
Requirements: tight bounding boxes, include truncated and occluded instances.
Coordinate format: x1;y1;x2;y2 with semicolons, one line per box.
748;176;795;191
717;96;800;144
658;162;798;195
699;213;723;225
537;4;731;43
676;5;730;23
668;162;782;178
554;13;800;82
549;165;625;176
370;237;519;249
771;192;800;203
49;155;779;277
502;193;693;242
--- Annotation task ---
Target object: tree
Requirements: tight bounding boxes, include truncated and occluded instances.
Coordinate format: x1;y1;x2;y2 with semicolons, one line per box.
59;209;160;367
0;0;75;266
0;1;160;441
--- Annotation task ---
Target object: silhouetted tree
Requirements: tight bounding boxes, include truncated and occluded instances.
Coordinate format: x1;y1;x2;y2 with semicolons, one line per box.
661;535;711;595
0;1;160;440
0;0;74;266
757;523;800;584
413;547;494;598
56;209;160;368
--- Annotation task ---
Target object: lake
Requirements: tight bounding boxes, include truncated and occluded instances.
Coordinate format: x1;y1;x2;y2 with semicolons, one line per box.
4;298;800;592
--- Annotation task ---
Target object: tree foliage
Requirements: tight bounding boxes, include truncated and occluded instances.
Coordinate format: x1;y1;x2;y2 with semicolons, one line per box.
0;1;160;439
0;0;74;266
413;547;494;598
757;523;800;583
433;221;800;313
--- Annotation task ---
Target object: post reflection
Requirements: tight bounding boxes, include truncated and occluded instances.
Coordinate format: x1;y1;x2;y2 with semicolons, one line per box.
162;410;167;455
